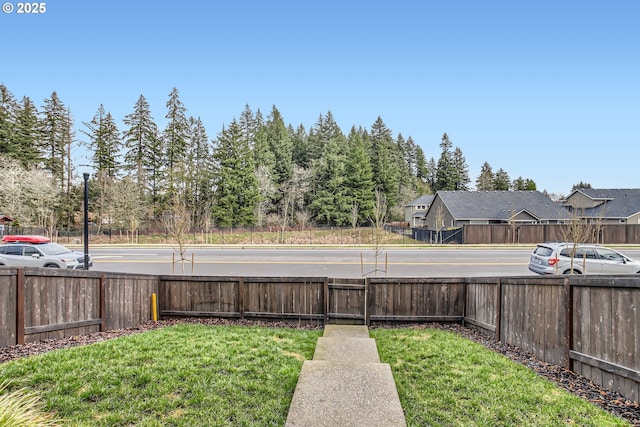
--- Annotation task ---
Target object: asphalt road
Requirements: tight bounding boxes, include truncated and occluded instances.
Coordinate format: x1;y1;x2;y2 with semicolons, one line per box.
86;246;557;278
88;246;640;278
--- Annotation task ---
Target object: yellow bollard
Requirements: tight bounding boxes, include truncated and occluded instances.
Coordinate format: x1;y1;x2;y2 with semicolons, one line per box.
151;293;158;322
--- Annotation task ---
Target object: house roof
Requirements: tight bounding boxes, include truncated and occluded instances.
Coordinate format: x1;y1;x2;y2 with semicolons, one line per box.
406;195;435;207
433;191;570;221
567;188;640;219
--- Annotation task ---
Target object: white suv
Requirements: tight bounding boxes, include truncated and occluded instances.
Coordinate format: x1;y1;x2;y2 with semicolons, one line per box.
0;235;92;269
529;242;640;275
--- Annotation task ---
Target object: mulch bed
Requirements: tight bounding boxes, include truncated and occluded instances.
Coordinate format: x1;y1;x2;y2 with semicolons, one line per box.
1;319;638;425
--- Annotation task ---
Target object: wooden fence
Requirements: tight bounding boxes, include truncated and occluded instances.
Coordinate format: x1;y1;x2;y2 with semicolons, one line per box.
0;268;158;347
461;223;640;244
0;267;638;402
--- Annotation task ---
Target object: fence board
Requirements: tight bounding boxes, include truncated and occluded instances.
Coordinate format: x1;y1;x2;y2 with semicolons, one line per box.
570;279;640;400
103;273;158;330
464;279;498;335
328;278;365;323
368;278;465;324
458;224;640;244
0;271;16;347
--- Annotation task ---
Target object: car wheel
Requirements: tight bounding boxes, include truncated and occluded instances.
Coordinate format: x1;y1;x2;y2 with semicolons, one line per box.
44;264;60;268
563;269;581;275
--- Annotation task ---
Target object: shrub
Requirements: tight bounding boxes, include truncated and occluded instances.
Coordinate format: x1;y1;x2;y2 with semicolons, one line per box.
0;381;61;427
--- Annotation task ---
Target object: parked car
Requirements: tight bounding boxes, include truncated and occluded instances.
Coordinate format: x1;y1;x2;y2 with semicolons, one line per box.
529;242;640;275
0;235;92;269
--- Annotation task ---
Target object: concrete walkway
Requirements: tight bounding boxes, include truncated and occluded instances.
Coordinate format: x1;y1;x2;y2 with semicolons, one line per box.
285;325;407;427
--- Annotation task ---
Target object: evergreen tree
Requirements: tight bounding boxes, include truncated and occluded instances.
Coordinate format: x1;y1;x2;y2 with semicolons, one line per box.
239;104;259;149
434;134;469;191
369;116;400;211
426;156;437;191
396;133;414;187
572;181;592;190
83;104;121;177
344;126;375;224
414;145;428;183
307;111;344;164
163;87;189;195
290;124;308;168
41;93;76;228
309;135;349;226
185;117;213;227
41;91;71;192
122;95;158;187
0;84;18;158
476;161;495;190
305;114;324;164
493;168;511;190
13;96;41;168
266;105;293;186
394;133;420;219
524;179;536;190
145;128;165;220
511;177;536;190
435;133;455;191
512;176;525;190
211;120;259;226
452;147;470;190
252;109;275;175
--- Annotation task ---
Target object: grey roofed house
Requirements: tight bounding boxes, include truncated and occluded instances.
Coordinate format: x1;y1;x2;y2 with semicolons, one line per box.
404;195;435;227
562;188;640;224
423;190;570;230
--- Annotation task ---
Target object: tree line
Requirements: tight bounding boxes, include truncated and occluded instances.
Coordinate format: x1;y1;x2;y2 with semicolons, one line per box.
0;84;536;234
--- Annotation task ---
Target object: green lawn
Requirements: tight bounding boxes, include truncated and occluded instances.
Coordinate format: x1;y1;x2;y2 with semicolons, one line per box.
0;324;321;426
0;324;629;426
371;327;628;427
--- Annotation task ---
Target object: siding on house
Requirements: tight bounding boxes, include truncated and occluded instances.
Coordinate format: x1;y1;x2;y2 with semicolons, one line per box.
563;188;640;224
404;195;435;227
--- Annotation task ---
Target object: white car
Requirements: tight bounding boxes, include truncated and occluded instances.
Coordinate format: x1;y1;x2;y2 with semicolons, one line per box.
0;235;92;269
529;242;640;275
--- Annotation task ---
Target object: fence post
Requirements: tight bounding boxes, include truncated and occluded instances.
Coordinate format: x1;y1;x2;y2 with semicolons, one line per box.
323;278;329;325
564;277;573;371
16;268;25;345
238;278;245;320
462;277;468;326
495;278;502;342
365;278;370;326
99;273;106;332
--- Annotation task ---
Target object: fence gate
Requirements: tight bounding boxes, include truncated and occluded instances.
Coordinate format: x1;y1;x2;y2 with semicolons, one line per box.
327;278;366;325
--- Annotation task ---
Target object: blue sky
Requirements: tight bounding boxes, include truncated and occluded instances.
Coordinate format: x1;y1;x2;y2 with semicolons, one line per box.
2;0;638;196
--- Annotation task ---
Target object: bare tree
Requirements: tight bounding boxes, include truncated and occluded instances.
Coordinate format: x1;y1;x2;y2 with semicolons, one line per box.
255;165;275;226
295;210;311;230
112;176;145;244
163;192;193;274
367;188;388;276
560;203;603;274
0;157;27;222
91;170;115;234
24;168;60;235
277;166;310;243
350;203;359;230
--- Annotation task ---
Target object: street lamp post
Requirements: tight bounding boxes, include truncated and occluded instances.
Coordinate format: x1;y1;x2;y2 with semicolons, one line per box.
83;173;90;270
